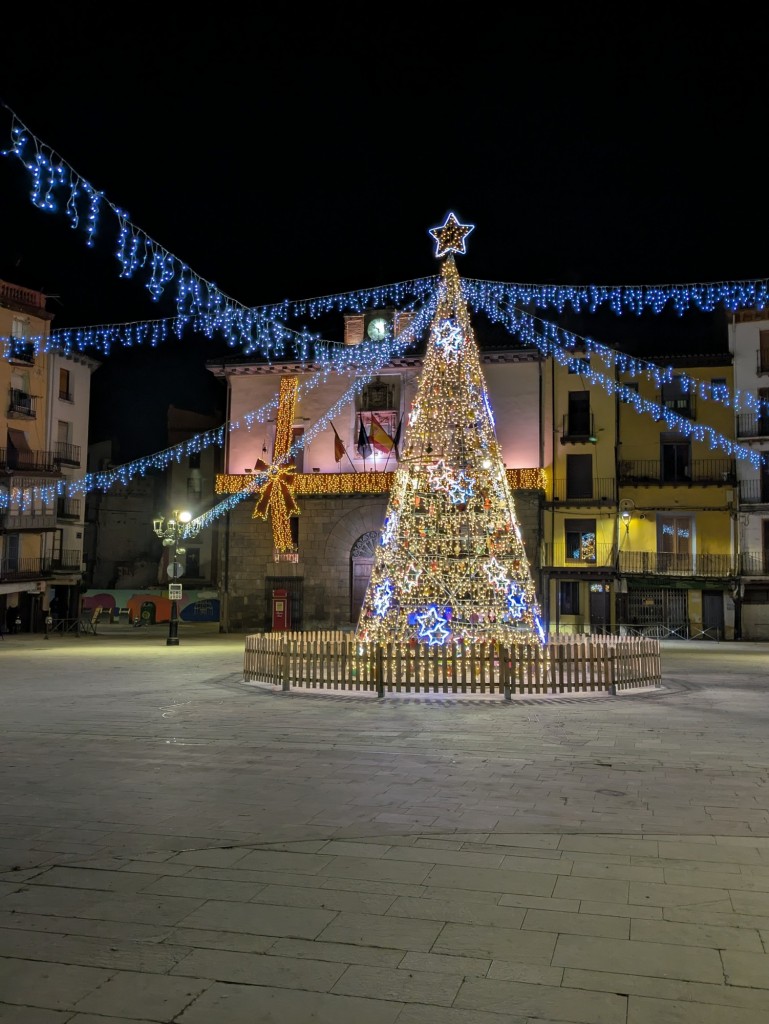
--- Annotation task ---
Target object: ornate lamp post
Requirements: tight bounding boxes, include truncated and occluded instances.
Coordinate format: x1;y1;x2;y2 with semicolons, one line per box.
153;509;191;646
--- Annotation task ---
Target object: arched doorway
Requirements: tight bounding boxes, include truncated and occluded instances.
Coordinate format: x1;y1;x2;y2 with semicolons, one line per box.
350;531;379;623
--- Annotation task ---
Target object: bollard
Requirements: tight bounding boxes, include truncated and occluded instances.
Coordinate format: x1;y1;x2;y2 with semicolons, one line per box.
45;614;53;640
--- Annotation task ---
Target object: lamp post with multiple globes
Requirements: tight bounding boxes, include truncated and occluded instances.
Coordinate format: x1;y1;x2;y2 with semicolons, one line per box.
152;509;191;646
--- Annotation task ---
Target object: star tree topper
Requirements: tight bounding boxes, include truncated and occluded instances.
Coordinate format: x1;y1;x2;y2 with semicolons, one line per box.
429;212;475;258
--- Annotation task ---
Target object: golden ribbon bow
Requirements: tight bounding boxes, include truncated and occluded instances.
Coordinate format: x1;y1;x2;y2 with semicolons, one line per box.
252;458;299;550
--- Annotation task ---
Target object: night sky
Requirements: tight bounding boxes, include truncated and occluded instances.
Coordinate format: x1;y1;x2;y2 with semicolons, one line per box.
1;17;767;460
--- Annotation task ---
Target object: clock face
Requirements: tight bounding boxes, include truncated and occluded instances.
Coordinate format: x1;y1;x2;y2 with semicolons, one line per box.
367;317;389;341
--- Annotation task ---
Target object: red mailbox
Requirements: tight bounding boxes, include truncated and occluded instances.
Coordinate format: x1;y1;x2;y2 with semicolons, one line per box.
271;588;291;631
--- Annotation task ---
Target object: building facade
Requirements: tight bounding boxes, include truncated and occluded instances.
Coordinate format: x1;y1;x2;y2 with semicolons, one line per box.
729;310;769;639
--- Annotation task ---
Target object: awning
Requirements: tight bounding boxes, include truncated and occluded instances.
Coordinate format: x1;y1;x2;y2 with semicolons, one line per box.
7;427;31;451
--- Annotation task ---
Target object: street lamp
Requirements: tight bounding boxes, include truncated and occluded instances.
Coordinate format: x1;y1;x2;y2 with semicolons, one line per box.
153;509;191;646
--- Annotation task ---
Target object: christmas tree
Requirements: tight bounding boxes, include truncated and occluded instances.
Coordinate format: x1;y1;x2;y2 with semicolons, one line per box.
356;213;546;648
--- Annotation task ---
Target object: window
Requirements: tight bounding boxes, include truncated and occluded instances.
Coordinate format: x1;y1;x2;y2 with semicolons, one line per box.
657;515;691;573
566;453;593;499
660;433;690;482
187;477;202;497
566;391;591;437
58;368;72;401
565;519;596;561
559;581;580;615
661;375;695;418
567;356;590;374
760;330;769;374
189;452;201;469
291;427;304;473
620;381;639;403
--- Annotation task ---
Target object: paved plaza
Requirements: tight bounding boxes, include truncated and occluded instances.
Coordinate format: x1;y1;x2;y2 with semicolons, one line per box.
0;626;768;1022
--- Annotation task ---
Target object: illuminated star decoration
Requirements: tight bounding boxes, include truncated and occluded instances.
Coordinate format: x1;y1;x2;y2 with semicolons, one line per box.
372;579;394;616
432;318;464;361
429;212;475;258
426;460;454;492
505;583;526;620
447;469;476;506
415;605;452;646
402;562;422;592
381;511;399;547
482;557;509;590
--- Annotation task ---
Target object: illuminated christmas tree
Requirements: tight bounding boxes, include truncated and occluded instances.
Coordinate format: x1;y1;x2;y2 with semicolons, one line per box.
356;213;545;648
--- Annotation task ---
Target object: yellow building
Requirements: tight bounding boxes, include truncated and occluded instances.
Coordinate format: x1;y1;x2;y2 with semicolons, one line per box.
541;346;619;634
616;353;736;639
0;279;55;631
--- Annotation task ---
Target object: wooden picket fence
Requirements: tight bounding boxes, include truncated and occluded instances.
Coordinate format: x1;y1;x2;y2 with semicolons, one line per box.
243;631;661;698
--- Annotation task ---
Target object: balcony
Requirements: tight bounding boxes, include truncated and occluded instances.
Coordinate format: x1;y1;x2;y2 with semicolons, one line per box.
0;447;59;473
618;459;736;486
0;557;52;582
738;479;769;504
8;388;38;418
560;413;595;444
0;511;57;531
740;551;769;576
52;549;83;572
736;414;769;439
7;344;36;366
618;551;734;577
56;499;82;521
551;478;616;504
54;441;82;467
543;542;615;568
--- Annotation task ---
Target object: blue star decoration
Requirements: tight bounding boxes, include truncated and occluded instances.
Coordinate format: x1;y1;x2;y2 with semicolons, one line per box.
429;212;475;258
415;604;452;646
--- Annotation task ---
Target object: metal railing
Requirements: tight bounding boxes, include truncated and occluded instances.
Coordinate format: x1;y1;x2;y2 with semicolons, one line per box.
0;557;52;581
54;441;81;466
738;479;769;504
736;414;769;439
740;551;769;576
551;478;616;503
618;459;736;485
0;448;58;472
52;550;83;571
0;512;57;531
8;388;38;417
56;499;82;520
618;551;734;576
543;542;615;567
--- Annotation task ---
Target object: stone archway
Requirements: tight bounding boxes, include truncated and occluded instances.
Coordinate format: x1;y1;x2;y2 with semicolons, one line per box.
350;530;379;623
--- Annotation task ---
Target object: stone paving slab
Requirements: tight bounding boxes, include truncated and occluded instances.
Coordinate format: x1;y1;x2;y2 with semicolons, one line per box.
1;634;769;1020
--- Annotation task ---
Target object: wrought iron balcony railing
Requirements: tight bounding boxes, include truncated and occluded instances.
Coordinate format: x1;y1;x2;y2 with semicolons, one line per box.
736;414;769;439
0;511;57;531
0;448;58;473
618;551;734;577
738;479;769;504
551;478;616;504
56;499;82;520
8;388;37;417
52;549;83;571
543;542;615;568
740;551;769;576
618;459;736;486
0;557;52;582
54;441;82;466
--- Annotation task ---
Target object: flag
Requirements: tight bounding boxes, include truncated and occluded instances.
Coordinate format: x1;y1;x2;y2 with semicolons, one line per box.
357;417;372;458
330;422;345;462
369;413;394;454
392;415;402;456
